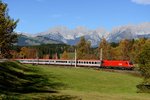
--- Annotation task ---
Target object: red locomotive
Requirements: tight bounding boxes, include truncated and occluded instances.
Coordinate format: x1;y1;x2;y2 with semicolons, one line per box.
100;60;134;70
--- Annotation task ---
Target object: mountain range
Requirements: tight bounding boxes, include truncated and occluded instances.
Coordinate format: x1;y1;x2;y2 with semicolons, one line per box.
17;22;150;47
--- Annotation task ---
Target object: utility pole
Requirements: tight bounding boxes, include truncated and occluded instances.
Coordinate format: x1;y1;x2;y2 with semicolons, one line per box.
36;49;39;65
100;48;103;61
75;49;77;68
49;48;50;64
0;47;1;59
0;47;1;55
100;48;103;67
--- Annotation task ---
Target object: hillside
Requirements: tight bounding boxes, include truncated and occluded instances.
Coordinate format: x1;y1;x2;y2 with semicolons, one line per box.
0;62;72;100
36;65;150;100
16;34;63;46
0;62;150;100
9;64;150;100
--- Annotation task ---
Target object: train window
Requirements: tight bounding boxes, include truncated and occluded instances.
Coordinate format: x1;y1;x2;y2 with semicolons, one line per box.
56;61;67;63
84;61;87;64
89;62;91;64
96;62;101;64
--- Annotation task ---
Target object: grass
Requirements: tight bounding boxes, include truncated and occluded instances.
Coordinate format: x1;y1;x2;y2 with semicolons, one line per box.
0;62;150;100
34;65;150;100
0;62;74;100
36;66;138;92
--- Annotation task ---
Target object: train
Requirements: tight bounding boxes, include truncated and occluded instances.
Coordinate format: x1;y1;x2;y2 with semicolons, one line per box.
16;59;134;70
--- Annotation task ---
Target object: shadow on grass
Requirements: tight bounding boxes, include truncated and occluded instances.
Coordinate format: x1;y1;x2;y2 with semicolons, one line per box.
0;94;78;100
0;62;78;100
137;84;150;93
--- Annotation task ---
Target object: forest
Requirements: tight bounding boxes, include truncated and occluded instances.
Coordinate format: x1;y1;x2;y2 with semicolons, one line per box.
10;37;149;64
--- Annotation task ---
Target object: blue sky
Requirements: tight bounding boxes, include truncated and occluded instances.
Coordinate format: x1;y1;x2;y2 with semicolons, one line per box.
3;0;150;33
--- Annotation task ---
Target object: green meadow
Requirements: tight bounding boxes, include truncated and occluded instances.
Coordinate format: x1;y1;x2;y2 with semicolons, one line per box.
0;62;150;100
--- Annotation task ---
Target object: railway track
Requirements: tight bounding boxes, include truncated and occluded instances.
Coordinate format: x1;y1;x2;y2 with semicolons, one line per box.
0;59;8;62
97;68;141;77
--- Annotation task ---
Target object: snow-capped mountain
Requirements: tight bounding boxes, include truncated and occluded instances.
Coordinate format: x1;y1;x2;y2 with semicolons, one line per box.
41;32;67;43
18;23;150;47
35;26;108;47
108;23;150;42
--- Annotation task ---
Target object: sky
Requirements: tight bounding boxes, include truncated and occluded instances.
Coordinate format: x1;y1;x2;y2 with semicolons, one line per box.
2;0;150;33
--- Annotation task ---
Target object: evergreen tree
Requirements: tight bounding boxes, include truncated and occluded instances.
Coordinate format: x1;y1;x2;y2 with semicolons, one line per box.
0;0;18;58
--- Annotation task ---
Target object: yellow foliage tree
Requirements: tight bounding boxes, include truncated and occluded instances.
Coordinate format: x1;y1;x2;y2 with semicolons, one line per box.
98;38;112;60
61;51;69;60
19;47;37;59
76;36;91;59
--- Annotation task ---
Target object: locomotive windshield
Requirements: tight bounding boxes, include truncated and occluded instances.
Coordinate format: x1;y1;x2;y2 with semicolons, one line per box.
129;62;133;65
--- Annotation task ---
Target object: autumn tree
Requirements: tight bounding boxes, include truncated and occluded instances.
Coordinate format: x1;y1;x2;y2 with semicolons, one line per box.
76;36;92;59
52;53;58;59
10;50;19;59
110;47;120;60
0;1;18;58
43;54;50;59
28;48;37;58
137;39;150;93
117;39;133;60
61;50;69;60
19;47;27;58
19;47;37;59
131;38;146;63
98;38;112;60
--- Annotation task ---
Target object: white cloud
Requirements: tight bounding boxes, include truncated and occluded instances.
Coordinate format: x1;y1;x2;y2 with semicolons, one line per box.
131;0;150;5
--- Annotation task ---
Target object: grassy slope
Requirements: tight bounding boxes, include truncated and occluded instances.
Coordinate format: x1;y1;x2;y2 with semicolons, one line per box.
0;62;74;100
1;62;149;100
34;65;150;100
